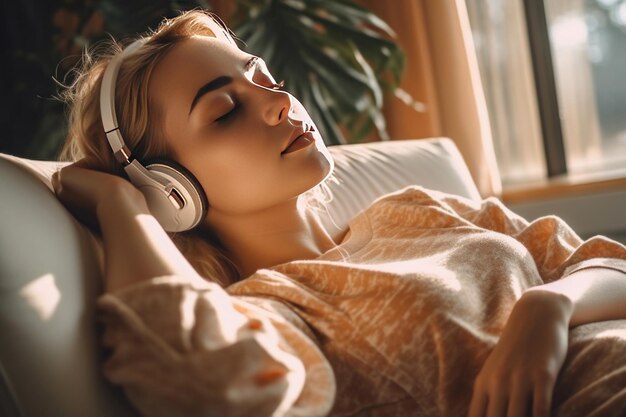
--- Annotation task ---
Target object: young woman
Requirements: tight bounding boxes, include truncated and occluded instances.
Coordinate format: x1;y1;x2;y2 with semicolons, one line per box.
52;10;626;417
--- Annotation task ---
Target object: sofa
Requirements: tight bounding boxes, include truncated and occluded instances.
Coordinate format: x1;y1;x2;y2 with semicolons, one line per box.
0;137;480;417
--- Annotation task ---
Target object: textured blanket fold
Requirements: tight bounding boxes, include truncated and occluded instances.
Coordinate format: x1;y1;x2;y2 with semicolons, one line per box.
98;186;626;417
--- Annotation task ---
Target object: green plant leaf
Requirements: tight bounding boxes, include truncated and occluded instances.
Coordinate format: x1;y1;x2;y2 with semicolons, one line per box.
233;0;407;145
291;0;396;39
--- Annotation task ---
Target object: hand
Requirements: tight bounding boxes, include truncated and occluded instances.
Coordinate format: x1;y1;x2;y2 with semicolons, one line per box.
468;290;573;417
52;160;146;233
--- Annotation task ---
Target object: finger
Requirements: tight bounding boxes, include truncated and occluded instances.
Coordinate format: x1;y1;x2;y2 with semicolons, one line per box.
532;381;553;417
486;390;507;417
507;383;530;417
468;390;487;417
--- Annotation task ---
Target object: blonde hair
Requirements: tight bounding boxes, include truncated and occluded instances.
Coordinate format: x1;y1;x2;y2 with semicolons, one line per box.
58;10;241;286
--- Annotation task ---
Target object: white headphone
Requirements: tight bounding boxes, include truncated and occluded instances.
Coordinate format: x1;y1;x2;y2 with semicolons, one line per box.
100;39;208;232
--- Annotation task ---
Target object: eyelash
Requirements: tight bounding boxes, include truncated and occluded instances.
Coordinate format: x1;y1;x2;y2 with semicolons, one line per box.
215;103;241;123
215;60;285;124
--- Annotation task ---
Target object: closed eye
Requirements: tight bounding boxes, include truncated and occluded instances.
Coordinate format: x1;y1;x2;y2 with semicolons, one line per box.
213;57;282;124
215;102;240;123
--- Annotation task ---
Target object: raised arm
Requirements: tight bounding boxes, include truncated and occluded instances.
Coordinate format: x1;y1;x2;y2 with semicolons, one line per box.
52;164;335;417
52;164;197;290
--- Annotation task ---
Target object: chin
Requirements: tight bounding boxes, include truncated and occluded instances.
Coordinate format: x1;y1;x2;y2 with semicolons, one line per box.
321;152;334;182
314;131;334;166
313;139;334;181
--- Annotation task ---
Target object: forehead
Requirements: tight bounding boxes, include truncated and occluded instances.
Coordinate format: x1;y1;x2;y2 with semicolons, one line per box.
149;36;247;106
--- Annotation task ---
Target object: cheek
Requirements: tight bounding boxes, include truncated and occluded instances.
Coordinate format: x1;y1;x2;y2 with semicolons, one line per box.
202;168;283;214
200;156;328;214
181;124;332;214
190;136;281;210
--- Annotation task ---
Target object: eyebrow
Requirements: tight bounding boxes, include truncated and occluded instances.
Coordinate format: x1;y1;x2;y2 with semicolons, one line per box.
188;76;232;115
188;56;258;115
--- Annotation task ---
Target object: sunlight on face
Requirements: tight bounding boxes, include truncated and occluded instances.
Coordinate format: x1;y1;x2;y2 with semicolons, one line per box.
149;36;334;216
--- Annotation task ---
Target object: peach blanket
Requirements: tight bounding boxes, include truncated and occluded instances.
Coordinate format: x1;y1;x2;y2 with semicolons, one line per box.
98;186;626;417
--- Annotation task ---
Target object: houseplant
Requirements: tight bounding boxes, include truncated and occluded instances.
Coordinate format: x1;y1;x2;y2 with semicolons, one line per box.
231;0;406;144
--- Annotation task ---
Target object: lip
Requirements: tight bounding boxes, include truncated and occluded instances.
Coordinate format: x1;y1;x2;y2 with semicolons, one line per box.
281;123;315;155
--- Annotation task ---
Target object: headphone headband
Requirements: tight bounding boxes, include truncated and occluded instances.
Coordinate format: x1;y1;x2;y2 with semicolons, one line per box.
100;39;148;162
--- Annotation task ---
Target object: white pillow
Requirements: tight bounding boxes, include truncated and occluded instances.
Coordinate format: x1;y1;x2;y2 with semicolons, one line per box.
321;137;480;238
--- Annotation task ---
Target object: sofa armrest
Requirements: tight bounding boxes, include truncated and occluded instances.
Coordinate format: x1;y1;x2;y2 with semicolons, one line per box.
0;154;137;417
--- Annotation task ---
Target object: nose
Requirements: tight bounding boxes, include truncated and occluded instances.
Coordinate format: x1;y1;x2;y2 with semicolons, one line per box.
262;89;291;126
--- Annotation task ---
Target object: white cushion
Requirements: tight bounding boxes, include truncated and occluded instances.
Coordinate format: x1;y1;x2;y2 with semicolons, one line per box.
0;154;134;417
322;137;480;237
0;137;478;417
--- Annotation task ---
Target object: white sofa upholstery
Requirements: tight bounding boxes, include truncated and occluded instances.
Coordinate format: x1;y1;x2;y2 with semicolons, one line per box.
0;137;480;417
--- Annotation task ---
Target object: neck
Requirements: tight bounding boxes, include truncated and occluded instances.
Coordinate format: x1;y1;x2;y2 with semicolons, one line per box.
203;196;338;279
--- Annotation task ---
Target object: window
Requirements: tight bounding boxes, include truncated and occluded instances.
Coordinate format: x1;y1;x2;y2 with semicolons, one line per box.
546;0;626;174
467;0;626;187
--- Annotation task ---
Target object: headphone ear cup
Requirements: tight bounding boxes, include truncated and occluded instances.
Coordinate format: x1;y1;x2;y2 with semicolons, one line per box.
141;158;209;232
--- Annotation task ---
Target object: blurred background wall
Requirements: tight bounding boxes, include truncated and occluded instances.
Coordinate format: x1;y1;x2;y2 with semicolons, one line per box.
0;0;212;160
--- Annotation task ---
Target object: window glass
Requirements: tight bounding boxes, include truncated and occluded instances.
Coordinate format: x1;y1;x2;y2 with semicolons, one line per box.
545;0;626;174
466;0;547;185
